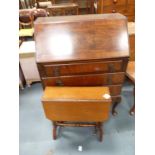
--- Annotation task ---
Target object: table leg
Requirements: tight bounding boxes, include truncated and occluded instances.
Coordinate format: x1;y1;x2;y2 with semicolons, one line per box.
52;121;57;140
129;86;135;115
97;122;103;142
112;102;120;116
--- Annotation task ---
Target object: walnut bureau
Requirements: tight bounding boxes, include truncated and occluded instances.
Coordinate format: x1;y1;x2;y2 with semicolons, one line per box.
34;13;129;115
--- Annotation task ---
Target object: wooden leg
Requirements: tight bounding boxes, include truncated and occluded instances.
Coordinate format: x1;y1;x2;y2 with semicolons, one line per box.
129;86;135;116
112;102;120;116
52;121;57;140
97;122;103;142
129;104;135;115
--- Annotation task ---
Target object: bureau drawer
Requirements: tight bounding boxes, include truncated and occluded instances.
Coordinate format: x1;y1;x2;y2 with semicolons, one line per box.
102;0;127;7
42;73;125;87
43;60;123;77
102;5;127;14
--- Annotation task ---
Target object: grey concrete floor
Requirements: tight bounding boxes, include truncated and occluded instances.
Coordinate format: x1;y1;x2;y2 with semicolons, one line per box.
19;82;135;155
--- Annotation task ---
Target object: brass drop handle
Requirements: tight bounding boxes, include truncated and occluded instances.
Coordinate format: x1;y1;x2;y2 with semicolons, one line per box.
53;66;60;76
56;79;64;86
112;9;116;13
113;0;117;3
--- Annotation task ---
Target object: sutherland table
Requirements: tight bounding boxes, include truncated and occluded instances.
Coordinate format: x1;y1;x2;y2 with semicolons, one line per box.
34;13;129;115
42;86;112;141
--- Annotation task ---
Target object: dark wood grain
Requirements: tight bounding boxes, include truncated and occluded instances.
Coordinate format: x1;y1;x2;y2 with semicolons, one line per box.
43;60;123;77
42;73;125;87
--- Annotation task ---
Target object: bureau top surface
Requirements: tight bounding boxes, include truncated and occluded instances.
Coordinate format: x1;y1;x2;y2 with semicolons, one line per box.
35;13;129;63
42;86;111;102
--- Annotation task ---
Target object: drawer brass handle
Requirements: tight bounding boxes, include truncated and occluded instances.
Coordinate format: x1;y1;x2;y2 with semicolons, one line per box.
53;66;60;76
108;64;115;72
56;79;64;86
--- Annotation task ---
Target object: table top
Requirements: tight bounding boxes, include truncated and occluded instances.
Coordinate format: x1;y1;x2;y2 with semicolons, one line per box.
126;61;135;82
42;86;111;102
34;13;129;63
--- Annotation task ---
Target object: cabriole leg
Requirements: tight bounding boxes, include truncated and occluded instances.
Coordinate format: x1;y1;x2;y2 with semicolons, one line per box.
112;102;120;116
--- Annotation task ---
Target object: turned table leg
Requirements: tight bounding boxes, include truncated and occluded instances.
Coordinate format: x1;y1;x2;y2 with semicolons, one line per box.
97;122;103;142
52;121;57;140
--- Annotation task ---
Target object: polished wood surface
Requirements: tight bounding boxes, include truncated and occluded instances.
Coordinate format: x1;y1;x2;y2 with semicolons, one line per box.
35;13;129;63
36;13;129;115
43;101;111;122
42;86;111;122
43;60;123;76
42;73;125;86
42;86;111;141
42;86;111;101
